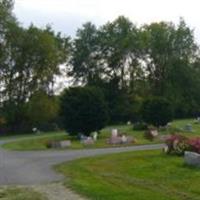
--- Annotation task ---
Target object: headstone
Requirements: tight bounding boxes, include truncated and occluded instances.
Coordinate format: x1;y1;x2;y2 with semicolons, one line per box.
108;136;122;145
93;132;98;141
82;137;94;145
185;124;193;132
108;134;135;145
127;121;131;125
47;141;58;148
111;129;118;137
166;122;172;128
79;134;87;141
59;140;71;148
32;127;37;133
126;136;135;144
151;130;158;137
144;128;159;140
184;151;200;167
32;127;41;135
163;145;169;154
48;140;71;148
121;135;128;143
194;117;200;124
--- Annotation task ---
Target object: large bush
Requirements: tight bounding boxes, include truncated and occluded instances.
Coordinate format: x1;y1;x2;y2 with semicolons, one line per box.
60;86;108;136
141;97;173;127
188;138;200;154
165;134;189;155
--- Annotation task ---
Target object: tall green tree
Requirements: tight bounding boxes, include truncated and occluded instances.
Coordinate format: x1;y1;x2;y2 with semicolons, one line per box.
0;1;70;132
69;22;100;84
98;16;141;90
25;90;59;130
140;19;197;96
140;19;199;117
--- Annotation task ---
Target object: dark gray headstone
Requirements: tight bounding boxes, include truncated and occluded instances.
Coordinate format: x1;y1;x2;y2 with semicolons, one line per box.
48;140;71;149
185;124;193;132
184;151;200;167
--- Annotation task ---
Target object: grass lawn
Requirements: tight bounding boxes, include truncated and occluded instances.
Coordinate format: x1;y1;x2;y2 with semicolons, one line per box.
3;118;200;151
171;118;200;134
1;124;157;151
56;150;200;200
0;187;47;200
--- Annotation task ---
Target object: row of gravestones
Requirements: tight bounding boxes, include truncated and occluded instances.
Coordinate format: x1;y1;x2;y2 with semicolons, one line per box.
47;128;135;149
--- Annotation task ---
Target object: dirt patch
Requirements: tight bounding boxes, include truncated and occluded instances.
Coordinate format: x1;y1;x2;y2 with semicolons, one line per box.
31;183;87;200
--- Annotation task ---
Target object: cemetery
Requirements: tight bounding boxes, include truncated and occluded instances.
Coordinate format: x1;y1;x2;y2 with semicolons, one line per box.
2;118;199;200
3;118;200;151
1;0;200;199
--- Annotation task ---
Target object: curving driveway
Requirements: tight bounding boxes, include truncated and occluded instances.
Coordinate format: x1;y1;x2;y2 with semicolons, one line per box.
0;139;164;185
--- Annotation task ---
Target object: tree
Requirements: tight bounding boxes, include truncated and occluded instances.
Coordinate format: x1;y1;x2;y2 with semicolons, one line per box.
60;86;108;136
98;16;141;90
69;22;100;84
25;90;59;130
1;25;70;104
140;19;197;96
0;1;70;133
141;97;173;127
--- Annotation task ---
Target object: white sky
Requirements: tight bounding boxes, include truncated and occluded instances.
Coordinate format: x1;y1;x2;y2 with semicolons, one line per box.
14;0;200;42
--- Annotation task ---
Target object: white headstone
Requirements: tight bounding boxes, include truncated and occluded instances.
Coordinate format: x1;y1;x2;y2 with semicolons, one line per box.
60;140;71;148
151;130;158;137
127;121;131;125
82;137;94;145
93;132;98;141
121;135;127;143
112;129;118;137
185;124;192;132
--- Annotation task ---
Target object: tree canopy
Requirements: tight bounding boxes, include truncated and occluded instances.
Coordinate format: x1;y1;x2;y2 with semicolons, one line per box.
60;86;108;136
0;1;70;133
1;0;200;133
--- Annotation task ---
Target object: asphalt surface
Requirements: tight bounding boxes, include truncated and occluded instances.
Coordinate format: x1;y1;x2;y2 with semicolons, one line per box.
0;139;164;185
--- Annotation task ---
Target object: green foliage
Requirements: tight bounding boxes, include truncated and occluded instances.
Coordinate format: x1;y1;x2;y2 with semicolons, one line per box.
69;22;99;84
0;1;70;133
133;122;147;131
68;16;200;123
141;97;173;127
25;91;59;131
1;1;200;133
60;87;108;136
165;134;190;155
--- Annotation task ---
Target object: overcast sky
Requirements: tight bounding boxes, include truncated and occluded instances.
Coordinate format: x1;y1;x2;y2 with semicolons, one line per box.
14;0;200;42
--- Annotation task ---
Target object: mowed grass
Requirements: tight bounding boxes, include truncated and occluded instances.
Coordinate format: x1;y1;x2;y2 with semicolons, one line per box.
3;118;200;151
56;150;200;200
171;118;200;134
2;132;67;150
0;187;46;200
2;124;154;150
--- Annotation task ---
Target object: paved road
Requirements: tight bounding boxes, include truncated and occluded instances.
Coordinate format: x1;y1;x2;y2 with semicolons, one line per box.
0;139;164;185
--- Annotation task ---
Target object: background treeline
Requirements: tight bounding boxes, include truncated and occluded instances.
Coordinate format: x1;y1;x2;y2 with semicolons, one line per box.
1;0;200;134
